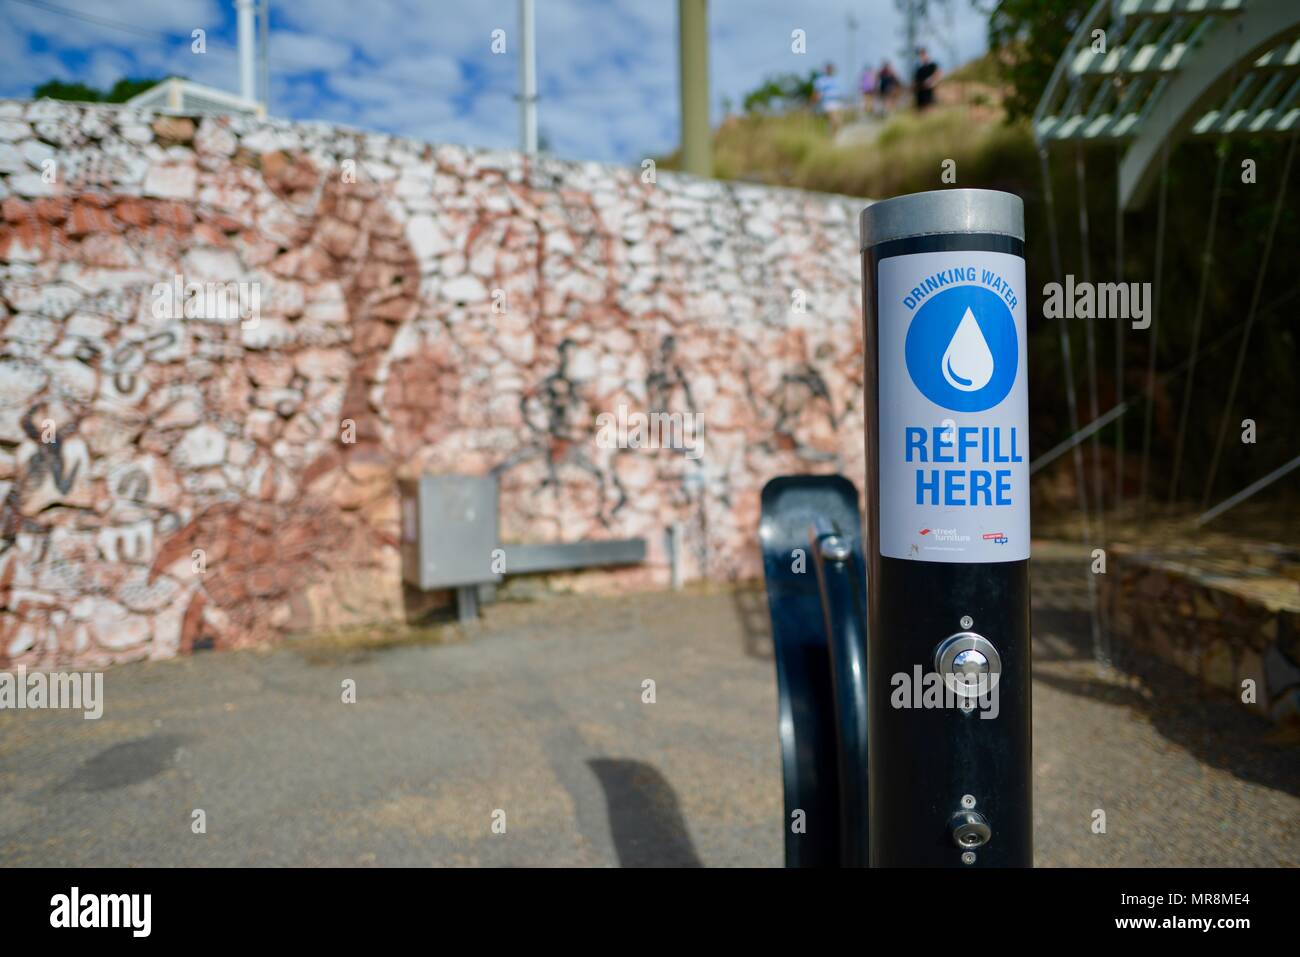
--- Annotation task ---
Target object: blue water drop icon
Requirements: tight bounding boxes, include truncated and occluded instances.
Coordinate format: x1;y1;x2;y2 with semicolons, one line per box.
941;307;994;392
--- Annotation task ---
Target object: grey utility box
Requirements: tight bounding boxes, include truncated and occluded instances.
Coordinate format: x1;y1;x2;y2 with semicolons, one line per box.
399;474;502;590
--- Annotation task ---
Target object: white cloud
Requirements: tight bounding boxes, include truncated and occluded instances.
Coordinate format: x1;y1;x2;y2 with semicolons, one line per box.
379;55;464;90
84;48;137;89
270;30;353;72
2;0;221;47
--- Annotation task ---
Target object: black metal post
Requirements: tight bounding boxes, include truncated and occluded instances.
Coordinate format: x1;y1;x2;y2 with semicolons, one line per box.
859;190;1033;866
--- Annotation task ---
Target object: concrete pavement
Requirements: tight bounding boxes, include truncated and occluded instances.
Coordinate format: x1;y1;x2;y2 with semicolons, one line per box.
2;550;1296;866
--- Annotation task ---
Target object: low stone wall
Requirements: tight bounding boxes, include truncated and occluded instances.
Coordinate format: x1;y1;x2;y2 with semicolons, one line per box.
1100;542;1300;723
0;99;867;669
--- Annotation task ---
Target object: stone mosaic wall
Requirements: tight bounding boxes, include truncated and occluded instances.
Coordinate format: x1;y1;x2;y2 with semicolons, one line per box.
0;99;866;669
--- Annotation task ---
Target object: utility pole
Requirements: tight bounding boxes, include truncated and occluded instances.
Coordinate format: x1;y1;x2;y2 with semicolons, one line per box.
677;0;711;178
518;0;538;154
846;12;859;90
236;0;256;103
259;0;270;115
900;0;921;76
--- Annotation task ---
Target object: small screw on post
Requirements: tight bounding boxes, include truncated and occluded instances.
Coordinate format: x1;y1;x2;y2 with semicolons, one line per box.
960;615;974;630
819;535;851;562
961;851;976;865
961;794;977;809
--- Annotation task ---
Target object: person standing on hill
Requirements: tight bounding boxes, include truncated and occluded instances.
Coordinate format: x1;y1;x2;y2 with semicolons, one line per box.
876;60;901;114
913;46;942;110
859;64;877;115
812;62;846;129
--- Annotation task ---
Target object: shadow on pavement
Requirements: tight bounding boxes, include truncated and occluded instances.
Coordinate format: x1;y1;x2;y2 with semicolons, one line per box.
1031;556;1300;799
587;759;702;867
732;585;774;661
63;733;189;792
1032;655;1300;799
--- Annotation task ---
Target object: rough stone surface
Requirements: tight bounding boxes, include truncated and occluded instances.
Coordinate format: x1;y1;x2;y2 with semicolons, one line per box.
0;100;867;668
1099;540;1300;723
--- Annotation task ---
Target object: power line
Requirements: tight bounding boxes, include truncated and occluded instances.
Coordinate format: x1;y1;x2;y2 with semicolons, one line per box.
2;0;164;40
0;0;324;74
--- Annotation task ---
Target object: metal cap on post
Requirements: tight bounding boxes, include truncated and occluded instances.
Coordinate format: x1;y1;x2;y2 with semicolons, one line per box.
860;189;1024;247
859;188;1032;867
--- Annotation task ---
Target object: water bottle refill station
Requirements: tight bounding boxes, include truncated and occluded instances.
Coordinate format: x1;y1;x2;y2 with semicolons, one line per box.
762;189;1032;866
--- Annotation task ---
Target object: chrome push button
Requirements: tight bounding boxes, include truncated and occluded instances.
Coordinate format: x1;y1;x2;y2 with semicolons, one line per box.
951;810;992;849
934;632;1002;700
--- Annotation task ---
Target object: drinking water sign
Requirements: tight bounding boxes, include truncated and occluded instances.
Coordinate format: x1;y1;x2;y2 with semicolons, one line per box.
877;251;1029;562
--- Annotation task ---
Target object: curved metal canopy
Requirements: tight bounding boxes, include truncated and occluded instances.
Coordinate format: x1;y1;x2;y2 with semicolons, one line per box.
1034;0;1300;209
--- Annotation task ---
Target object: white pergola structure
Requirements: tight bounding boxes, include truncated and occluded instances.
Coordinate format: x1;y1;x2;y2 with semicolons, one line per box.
1030;4;1300;667
126;77;264;120
1034;0;1300;209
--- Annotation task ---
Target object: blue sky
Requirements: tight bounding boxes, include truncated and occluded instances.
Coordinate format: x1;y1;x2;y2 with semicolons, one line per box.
0;0;989;163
